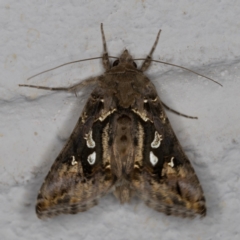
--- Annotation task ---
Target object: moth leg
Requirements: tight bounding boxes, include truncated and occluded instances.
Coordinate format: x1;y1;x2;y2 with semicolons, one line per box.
19;77;98;92
140;29;161;72
161;101;198;119
100;23;111;71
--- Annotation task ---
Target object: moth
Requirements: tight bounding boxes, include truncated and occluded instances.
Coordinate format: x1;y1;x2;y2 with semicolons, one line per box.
20;24;211;219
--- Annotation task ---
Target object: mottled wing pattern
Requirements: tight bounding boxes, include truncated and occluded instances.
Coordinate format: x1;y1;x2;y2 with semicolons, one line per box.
130;90;206;217
32;24;207;219
36;89;116;218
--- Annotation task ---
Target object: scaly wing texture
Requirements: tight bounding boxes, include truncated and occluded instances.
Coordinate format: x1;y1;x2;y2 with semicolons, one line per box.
130;86;206;218
36;88;116;219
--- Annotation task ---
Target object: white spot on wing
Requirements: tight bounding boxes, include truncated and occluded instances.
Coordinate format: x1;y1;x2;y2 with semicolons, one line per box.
168;157;174;168
87;152;96;165
84;130;96;148
150;151;158;166
71;156;78;165
151;131;163;148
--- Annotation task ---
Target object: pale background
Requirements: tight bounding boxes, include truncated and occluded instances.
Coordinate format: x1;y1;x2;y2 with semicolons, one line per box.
1;1;240;239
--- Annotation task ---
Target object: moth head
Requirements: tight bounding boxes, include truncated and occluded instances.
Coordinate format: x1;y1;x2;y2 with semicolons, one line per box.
112;49;137;68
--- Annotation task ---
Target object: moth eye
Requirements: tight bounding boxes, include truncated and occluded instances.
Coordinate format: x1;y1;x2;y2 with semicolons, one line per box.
87;152;96;165
133;61;137;68
113;60;119;67
150;151;158;166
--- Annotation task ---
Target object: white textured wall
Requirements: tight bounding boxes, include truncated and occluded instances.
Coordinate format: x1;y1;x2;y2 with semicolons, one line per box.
1;1;240;239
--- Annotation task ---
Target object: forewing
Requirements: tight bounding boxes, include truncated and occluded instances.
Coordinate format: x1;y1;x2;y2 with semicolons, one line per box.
36;91;116;219
131;93;206;218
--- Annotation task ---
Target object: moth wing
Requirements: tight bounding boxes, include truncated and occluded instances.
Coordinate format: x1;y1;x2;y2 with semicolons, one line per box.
130;95;206;218
36;94;116;219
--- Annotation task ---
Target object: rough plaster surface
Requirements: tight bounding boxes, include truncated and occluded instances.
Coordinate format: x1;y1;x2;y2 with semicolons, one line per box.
1;1;240;239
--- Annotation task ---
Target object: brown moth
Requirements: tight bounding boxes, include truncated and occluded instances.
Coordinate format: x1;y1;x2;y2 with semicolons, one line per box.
20;24;207;219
